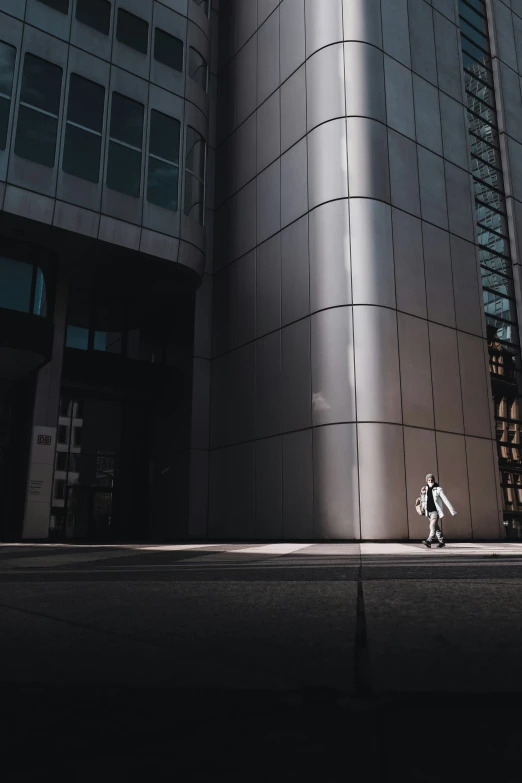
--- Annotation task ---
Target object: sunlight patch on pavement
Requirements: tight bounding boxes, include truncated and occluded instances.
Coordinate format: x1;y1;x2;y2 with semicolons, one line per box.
235;544;312;554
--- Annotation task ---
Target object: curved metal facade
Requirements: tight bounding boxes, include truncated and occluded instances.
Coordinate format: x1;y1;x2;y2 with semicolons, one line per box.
208;0;503;540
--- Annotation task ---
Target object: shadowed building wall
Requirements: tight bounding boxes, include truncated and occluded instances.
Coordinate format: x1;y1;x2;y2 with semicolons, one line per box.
0;0;212;541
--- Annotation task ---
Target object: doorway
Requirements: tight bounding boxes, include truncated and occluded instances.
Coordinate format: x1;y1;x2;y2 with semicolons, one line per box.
0;377;34;541
50;392;152;541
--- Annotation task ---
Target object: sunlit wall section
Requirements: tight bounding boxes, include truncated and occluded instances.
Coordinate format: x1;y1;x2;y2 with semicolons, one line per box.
209;0;501;540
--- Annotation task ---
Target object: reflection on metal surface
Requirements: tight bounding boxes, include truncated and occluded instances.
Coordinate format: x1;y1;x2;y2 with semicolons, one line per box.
458;0;522;537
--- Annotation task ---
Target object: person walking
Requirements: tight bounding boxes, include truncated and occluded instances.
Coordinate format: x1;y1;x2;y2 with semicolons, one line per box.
419;473;457;548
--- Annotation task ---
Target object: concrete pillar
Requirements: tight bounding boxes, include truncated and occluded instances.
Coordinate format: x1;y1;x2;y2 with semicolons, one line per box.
22;278;68;540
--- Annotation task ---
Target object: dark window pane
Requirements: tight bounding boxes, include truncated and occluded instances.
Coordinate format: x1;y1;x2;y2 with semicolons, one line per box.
147;157;179;211
33;268;47;317
56;452;67;471
62;124;102;183
75;0;111;35
116;9;148;54
106;140;141;197
0;97;9;151
0;41;16;97
149;110;180;163
94;330;122;353
15;105;58;167
20;54;62;115
0;256;33;312
37;0;70;12
154;28;183;72
110;92;143;148
53;478;66;500
188;47;207;90
185;125;205;178
58;425;68;444
184;171;204;224
67;74;105;132
66;325;89;350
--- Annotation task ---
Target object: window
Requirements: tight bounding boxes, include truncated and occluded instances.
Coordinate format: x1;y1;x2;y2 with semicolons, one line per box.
37;0;70;12
58;425;68;445
66;288;125;354
188;47;208;91
0;256;47;315
0;256;32;312
56;452;67;471
33;268;48;316
154;29;183;72
75;0;111;35
116;9;148;54
147;110;180;211
15;54;62;167
73;427;83;447
0;41;16;151
106;92;144;197
184;126;205;225
62;74;105;183
93;297;123;354
54;479;66;500
66;325;89;349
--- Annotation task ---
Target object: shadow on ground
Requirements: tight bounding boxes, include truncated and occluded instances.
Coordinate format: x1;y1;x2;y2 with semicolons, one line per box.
4;685;522;782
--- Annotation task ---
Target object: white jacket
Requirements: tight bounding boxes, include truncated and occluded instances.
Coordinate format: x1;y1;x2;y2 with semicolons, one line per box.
420;486;457;518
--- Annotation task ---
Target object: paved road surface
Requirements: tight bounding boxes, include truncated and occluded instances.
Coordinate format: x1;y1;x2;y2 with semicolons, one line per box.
1;542;522;781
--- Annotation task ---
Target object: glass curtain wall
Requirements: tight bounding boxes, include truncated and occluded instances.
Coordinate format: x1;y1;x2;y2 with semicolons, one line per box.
458;0;522;536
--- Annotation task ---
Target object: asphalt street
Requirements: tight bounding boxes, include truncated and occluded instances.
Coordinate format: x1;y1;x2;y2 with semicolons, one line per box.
1;541;522;781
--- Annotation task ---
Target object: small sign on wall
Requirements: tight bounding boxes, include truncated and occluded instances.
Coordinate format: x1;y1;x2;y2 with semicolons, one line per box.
23;426;57;539
32;427;56;466
37;435;52;446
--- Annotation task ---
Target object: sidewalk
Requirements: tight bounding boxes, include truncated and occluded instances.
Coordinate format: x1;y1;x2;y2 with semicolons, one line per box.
0;540;520;570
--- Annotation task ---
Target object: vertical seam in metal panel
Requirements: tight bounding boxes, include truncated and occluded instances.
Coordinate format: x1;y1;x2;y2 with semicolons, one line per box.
382;0;409;542
342;0;361;542
301;0;311;542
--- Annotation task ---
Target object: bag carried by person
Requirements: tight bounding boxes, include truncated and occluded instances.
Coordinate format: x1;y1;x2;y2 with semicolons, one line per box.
415;497;424;516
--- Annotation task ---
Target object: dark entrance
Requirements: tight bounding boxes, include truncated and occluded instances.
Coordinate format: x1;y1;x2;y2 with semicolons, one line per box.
0;377;35;541
49;269;195;543
50;391;154;542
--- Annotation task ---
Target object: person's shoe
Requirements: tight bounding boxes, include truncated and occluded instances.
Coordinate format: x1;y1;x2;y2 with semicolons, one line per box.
421;540;431;548
437;542;445;548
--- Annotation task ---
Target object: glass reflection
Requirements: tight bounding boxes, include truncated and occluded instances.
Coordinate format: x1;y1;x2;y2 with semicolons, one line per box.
458;0;522;535
51;395;120;540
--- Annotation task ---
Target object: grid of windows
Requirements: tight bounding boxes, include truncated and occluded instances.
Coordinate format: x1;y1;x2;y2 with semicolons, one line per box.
65;288;179;365
14;53;63;168
75;0;111;35
6;42;206;214
0;41;16;151
62;74;105;183
116;8;148;54
458;0;522;525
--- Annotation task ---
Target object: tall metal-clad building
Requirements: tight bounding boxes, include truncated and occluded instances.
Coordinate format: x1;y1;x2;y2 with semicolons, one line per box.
1;0;521;542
